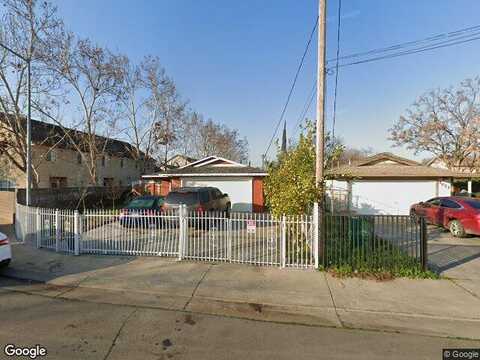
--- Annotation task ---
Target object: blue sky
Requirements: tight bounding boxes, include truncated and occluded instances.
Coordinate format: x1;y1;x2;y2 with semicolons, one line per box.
52;0;480;165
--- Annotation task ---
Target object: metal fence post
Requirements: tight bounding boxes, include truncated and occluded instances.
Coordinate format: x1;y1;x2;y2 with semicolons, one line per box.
178;205;185;260
281;215;286;268
313;202;319;269
227;216;232;262
36;208;41;249
74;210;80;256
55;209;60;252
420;217;428;271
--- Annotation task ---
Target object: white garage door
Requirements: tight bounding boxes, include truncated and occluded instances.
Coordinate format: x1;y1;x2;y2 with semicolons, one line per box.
351;180;450;215
182;177;253;212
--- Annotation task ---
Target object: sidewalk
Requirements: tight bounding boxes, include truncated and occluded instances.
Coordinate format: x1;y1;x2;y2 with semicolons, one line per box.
2;243;480;340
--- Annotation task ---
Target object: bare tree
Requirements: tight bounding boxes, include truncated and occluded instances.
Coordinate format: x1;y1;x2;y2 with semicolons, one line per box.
46;35;126;185
0;0;65;186
390;77;480;170
116;56;152;172
177;114;249;164
141;57;186;167
336;146;374;166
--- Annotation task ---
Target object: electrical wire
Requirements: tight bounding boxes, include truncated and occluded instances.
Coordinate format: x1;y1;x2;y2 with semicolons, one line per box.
290;81;316;140
263;16;318;161
327;23;480;64
331;0;342;141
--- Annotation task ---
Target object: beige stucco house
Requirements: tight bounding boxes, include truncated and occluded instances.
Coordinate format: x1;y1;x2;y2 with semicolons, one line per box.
0;117;153;189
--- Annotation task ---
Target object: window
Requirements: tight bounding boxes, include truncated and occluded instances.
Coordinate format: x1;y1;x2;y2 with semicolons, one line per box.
0;179;16;191
465;199;480;209
211;189;222;199
50;177;67;189
165;192;199;205
120;158;124;168
440;199;461;209
200;191;210;203
103;177;114;187
77;153;82;164
46;150;56;162
426;198;441;206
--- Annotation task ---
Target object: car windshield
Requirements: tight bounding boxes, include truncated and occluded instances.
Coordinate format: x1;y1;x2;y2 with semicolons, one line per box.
464;199;480;209
166;192;199;205
127;198;156;209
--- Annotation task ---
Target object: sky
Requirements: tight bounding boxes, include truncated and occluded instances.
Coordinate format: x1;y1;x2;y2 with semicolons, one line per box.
50;0;480;165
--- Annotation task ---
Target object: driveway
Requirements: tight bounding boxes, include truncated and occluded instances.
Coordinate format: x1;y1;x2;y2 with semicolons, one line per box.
427;225;480;280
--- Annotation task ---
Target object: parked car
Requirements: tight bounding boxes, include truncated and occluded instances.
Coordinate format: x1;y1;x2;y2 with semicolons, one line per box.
163;187;231;214
0;231;12;268
119;195;165;227
410;196;480;237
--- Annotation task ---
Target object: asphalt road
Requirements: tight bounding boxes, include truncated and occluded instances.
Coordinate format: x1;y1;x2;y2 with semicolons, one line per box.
1;278;478;360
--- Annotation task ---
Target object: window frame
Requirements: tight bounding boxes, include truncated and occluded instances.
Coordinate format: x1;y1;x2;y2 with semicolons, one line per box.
440;199;462;209
46;149;57;162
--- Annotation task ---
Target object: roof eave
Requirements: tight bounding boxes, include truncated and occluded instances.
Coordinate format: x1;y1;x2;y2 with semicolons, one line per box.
142;172;268;179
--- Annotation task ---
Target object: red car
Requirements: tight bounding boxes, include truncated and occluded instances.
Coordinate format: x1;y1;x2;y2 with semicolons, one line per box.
410;197;480;237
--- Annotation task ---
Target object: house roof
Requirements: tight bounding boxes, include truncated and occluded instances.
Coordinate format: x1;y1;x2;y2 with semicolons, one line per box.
1;113;144;160
327;152;458;179
179;155;247;169
143;155;267;178
356;152;420;166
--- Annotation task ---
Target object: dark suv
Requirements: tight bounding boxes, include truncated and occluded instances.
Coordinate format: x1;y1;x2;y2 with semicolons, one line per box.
164;187;231;214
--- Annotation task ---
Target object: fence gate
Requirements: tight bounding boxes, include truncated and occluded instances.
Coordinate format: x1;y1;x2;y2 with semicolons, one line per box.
15;204;318;268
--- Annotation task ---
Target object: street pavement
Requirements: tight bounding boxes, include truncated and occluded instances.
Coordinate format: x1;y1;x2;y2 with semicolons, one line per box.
2;242;480;342
0;278;479;360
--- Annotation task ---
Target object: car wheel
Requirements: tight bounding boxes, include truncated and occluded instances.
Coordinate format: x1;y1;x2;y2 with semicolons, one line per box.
449;220;466;238
0;259;11;268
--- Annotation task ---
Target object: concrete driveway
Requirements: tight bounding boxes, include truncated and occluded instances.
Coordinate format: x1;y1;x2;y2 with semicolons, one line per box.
428;225;480;280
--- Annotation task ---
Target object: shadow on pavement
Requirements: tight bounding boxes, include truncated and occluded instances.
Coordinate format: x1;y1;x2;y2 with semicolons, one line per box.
428;245;480;273
0;223;138;285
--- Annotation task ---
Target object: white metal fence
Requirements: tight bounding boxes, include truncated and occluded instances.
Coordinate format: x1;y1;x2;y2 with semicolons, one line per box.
14;204;317;268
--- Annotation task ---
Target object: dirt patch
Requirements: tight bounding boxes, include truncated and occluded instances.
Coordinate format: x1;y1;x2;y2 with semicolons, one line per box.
248;303;263;313
184;314;196;325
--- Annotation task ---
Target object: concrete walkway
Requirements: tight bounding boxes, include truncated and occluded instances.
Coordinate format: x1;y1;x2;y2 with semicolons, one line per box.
2;243;480;340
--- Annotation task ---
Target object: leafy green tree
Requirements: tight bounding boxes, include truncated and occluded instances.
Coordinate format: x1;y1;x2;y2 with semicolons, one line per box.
264;121;343;216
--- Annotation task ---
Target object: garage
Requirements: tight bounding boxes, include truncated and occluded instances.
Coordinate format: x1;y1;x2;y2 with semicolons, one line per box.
182;177;253;212
350;180;450;215
142;156;267;212
327;153;456;215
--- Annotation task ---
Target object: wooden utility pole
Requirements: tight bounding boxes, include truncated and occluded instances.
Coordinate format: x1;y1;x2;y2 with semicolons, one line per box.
315;0;327;266
316;0;326;188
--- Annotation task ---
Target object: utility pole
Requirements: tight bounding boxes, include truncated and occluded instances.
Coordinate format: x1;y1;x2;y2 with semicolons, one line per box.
26;60;32;207
315;0;327;265
0;42;32;206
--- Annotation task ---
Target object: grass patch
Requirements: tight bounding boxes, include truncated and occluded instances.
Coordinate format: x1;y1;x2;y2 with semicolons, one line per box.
323;215;438;280
326;264;439;280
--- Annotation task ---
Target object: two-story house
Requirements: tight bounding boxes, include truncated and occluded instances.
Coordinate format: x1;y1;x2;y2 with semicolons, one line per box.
0;116;154;189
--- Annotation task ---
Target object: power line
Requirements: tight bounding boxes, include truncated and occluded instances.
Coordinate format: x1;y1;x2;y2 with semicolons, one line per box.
331;0;342;141
327;23;480;64
263;16;318;161
331;33;480;69
325;24;480;71
290;81;316;140
291;23;480;140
